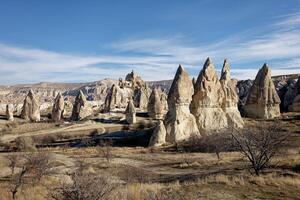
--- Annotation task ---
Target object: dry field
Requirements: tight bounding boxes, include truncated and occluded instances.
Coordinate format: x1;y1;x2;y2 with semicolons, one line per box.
0;113;300;200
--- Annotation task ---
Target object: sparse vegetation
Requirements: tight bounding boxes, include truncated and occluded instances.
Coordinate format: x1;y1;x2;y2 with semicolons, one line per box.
232;124;290;175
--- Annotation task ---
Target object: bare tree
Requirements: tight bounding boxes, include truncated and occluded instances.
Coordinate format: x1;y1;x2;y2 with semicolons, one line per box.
8;151;52;199
96;139;113;163
6;154;19;176
231;123;289;176
51;172;119;200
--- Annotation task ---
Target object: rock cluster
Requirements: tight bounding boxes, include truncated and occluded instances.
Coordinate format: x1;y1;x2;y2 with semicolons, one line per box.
21;90;40;122
71;90;93;121
190;58;228;134
164;65;200;142
244;64;281;119
147;87;168;120
52;92;65;122
125;99;136;124
6;104;14;121
219;60;244;129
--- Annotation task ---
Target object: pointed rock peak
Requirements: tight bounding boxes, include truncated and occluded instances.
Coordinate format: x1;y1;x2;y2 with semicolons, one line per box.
257;63;271;78
220;59;230;80
126;99;136;113
28;89;35;97
77;90;86;101
203;57;213;69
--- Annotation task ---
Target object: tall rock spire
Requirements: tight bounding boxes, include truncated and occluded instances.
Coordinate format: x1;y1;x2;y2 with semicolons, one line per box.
71;90;93;121
21;89;40;122
244;63;281;119
219;59;244;129
190;58;228;133
164;65;200;143
52;92;65;122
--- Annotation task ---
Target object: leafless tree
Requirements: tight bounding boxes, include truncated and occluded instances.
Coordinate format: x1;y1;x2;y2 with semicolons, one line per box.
8;151;52;199
51;172;119;200
96;139;113;163
231;123;289;176
6;154;19;175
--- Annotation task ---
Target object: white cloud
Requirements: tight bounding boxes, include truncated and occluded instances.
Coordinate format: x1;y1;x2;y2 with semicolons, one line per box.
1;12;300;84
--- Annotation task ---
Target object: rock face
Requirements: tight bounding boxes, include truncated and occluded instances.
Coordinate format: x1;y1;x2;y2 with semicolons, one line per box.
21;90;40;122
6;104;14;121
71;90;93;121
292;77;300;112
104;84;118;112
52;92;65;122
219;60;244;129
190;58;228;134
244;64;281;119
164;65;200;143
125;99;136;124
134;87;149;111
147;87;168;120
149;120;167;147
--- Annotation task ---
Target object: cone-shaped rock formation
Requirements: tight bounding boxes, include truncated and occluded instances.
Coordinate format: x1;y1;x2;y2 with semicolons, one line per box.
21;90;40;122
71;90;93;121
190;58;228;133
244;64;281;119
52;92;65;122
148;87;167;120
125;99;136;124
149;120;167;147
219;59;244;129
164;65;200;143
6;104;14;121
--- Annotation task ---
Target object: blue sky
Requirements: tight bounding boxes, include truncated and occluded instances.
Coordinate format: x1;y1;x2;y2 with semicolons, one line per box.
0;0;300;84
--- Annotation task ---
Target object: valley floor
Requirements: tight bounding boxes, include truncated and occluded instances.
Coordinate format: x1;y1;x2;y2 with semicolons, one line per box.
0;113;300;200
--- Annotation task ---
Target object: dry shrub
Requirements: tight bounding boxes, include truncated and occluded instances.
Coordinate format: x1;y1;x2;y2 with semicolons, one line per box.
186;132;232;159
51;172;119;200
15;136;37;152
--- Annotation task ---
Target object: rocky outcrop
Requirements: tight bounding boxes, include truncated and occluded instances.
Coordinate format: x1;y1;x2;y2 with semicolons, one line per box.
148;87;168;120
125;99;136;124
133;87;149;111
164;65;200;143
244;64;281;119
219;59;244;129
71;90;93;121
104;84;118;112
21;90;40;122
52;92;65;122
6;104;14;121
292;76;300;112
149;120;166;147
190;58;228;134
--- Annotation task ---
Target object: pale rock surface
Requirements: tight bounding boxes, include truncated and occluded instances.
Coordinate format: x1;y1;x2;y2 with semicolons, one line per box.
125;99;136;124
71;90;93;121
149;120;167;147
21;89;40;122
104;84;133;112
52;92;65;122
164;65;200;143
148;87;166;119
219;59;244;129
190;58;228;134
6;104;14;121
244;64;281;119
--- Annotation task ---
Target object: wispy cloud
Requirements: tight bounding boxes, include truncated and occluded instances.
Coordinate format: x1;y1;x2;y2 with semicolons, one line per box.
1;12;300;85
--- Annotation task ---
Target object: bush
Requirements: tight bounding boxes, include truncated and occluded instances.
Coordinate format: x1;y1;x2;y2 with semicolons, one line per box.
15;137;37;152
